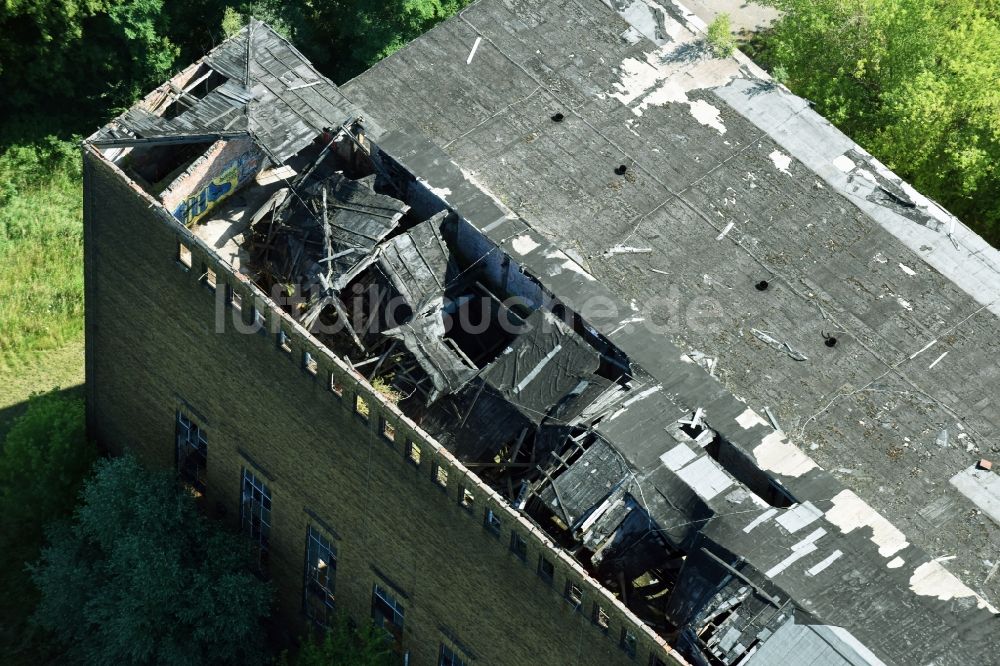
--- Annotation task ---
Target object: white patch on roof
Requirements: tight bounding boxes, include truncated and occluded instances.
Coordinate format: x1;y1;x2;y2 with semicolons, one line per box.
909;561;997;612
950;466;1000;525
769;150;792;175
511;234;539;255
609;27;741;125
805;549;843;577
887;556;905;569
660;443;697;471
825;489;909;558
674;455;733;500
765;528;826;577
899;262;916;276
743;508;778;533
832;154;856;172
897;297;913;311
776;501;823;534
514;344;562;394
687;99;726;134
753;431;817;477
736;407;769;430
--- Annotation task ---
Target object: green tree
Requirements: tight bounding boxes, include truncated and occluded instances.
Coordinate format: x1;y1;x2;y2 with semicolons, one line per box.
296;0;474;83
706;13;736;57
0;1;180;123
281;616;393;666
30;454;271;665
0;391;92;531
0;391;93;664
756;0;1000;245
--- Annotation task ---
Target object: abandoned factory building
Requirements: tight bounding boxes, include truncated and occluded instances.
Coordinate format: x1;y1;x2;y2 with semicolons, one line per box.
83;0;1000;664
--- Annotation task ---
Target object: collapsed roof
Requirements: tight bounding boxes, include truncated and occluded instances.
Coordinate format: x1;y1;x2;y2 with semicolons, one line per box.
87;6;1000;665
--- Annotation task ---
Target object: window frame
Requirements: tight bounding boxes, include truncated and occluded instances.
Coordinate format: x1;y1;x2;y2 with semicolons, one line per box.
484;508;501;537
303;525;337;626
509;531;528;562
438;643;468;666
620;627;637;659
565;580;583;608
537;556;555;584
178;242;192;269
406;440;421;466
372;583;405;652
175;412;207;496
240;467;272;573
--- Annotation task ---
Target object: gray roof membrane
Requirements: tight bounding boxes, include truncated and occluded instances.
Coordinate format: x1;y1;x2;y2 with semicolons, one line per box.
339;0;1000;662
92;5;1000;664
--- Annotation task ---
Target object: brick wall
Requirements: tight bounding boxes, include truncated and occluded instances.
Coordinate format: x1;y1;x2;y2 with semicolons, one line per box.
83;147;684;666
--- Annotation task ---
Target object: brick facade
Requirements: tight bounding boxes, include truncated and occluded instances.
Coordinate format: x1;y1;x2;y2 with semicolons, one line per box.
83;148;682;666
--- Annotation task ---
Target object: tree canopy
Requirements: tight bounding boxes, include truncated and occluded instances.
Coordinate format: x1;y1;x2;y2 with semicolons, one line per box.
30;454;271;666
280;617;394;666
0;391;94;664
0;0;473;137
757;0;1000;245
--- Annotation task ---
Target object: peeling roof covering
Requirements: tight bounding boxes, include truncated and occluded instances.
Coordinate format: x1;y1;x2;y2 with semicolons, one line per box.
383;299;477;405
376;210;458;306
478;309;601;421
97;20;363;162
91;7;1000;665
300;172;409;284
340;1;1000;663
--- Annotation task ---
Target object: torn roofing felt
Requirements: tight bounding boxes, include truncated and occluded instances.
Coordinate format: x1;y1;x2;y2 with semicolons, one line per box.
298;172;409;290
382;298;478;405
478;309;601;420
421;309;606;460
96;20;358;163
376;210;460;305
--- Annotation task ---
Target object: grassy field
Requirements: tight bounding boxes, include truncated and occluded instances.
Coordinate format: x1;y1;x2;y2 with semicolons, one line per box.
0;139;86;413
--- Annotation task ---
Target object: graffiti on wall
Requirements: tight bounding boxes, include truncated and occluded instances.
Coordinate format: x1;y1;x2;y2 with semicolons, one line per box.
172;151;261;225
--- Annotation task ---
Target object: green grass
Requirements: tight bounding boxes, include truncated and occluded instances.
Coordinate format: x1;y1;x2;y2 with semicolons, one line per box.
0;139;85;370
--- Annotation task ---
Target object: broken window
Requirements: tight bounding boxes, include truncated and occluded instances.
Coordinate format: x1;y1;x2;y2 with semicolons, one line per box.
433;463;449;488
252;306;266;332
459;487;475;511
241;468;271;572
176;412;207;496
381;417;395;443
484;508;501;536
620;628;637;658
565;581;583;607
304;525;337;626
372;584;405;652
355;394;370;420
229;286;242;311
438;644;468;666
304;351;318;375
179;242;192;268
202;265;217;290
538;556;555;584
406;441;421;466
278;330;292;353
593;604;610;632
510;531;528;562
